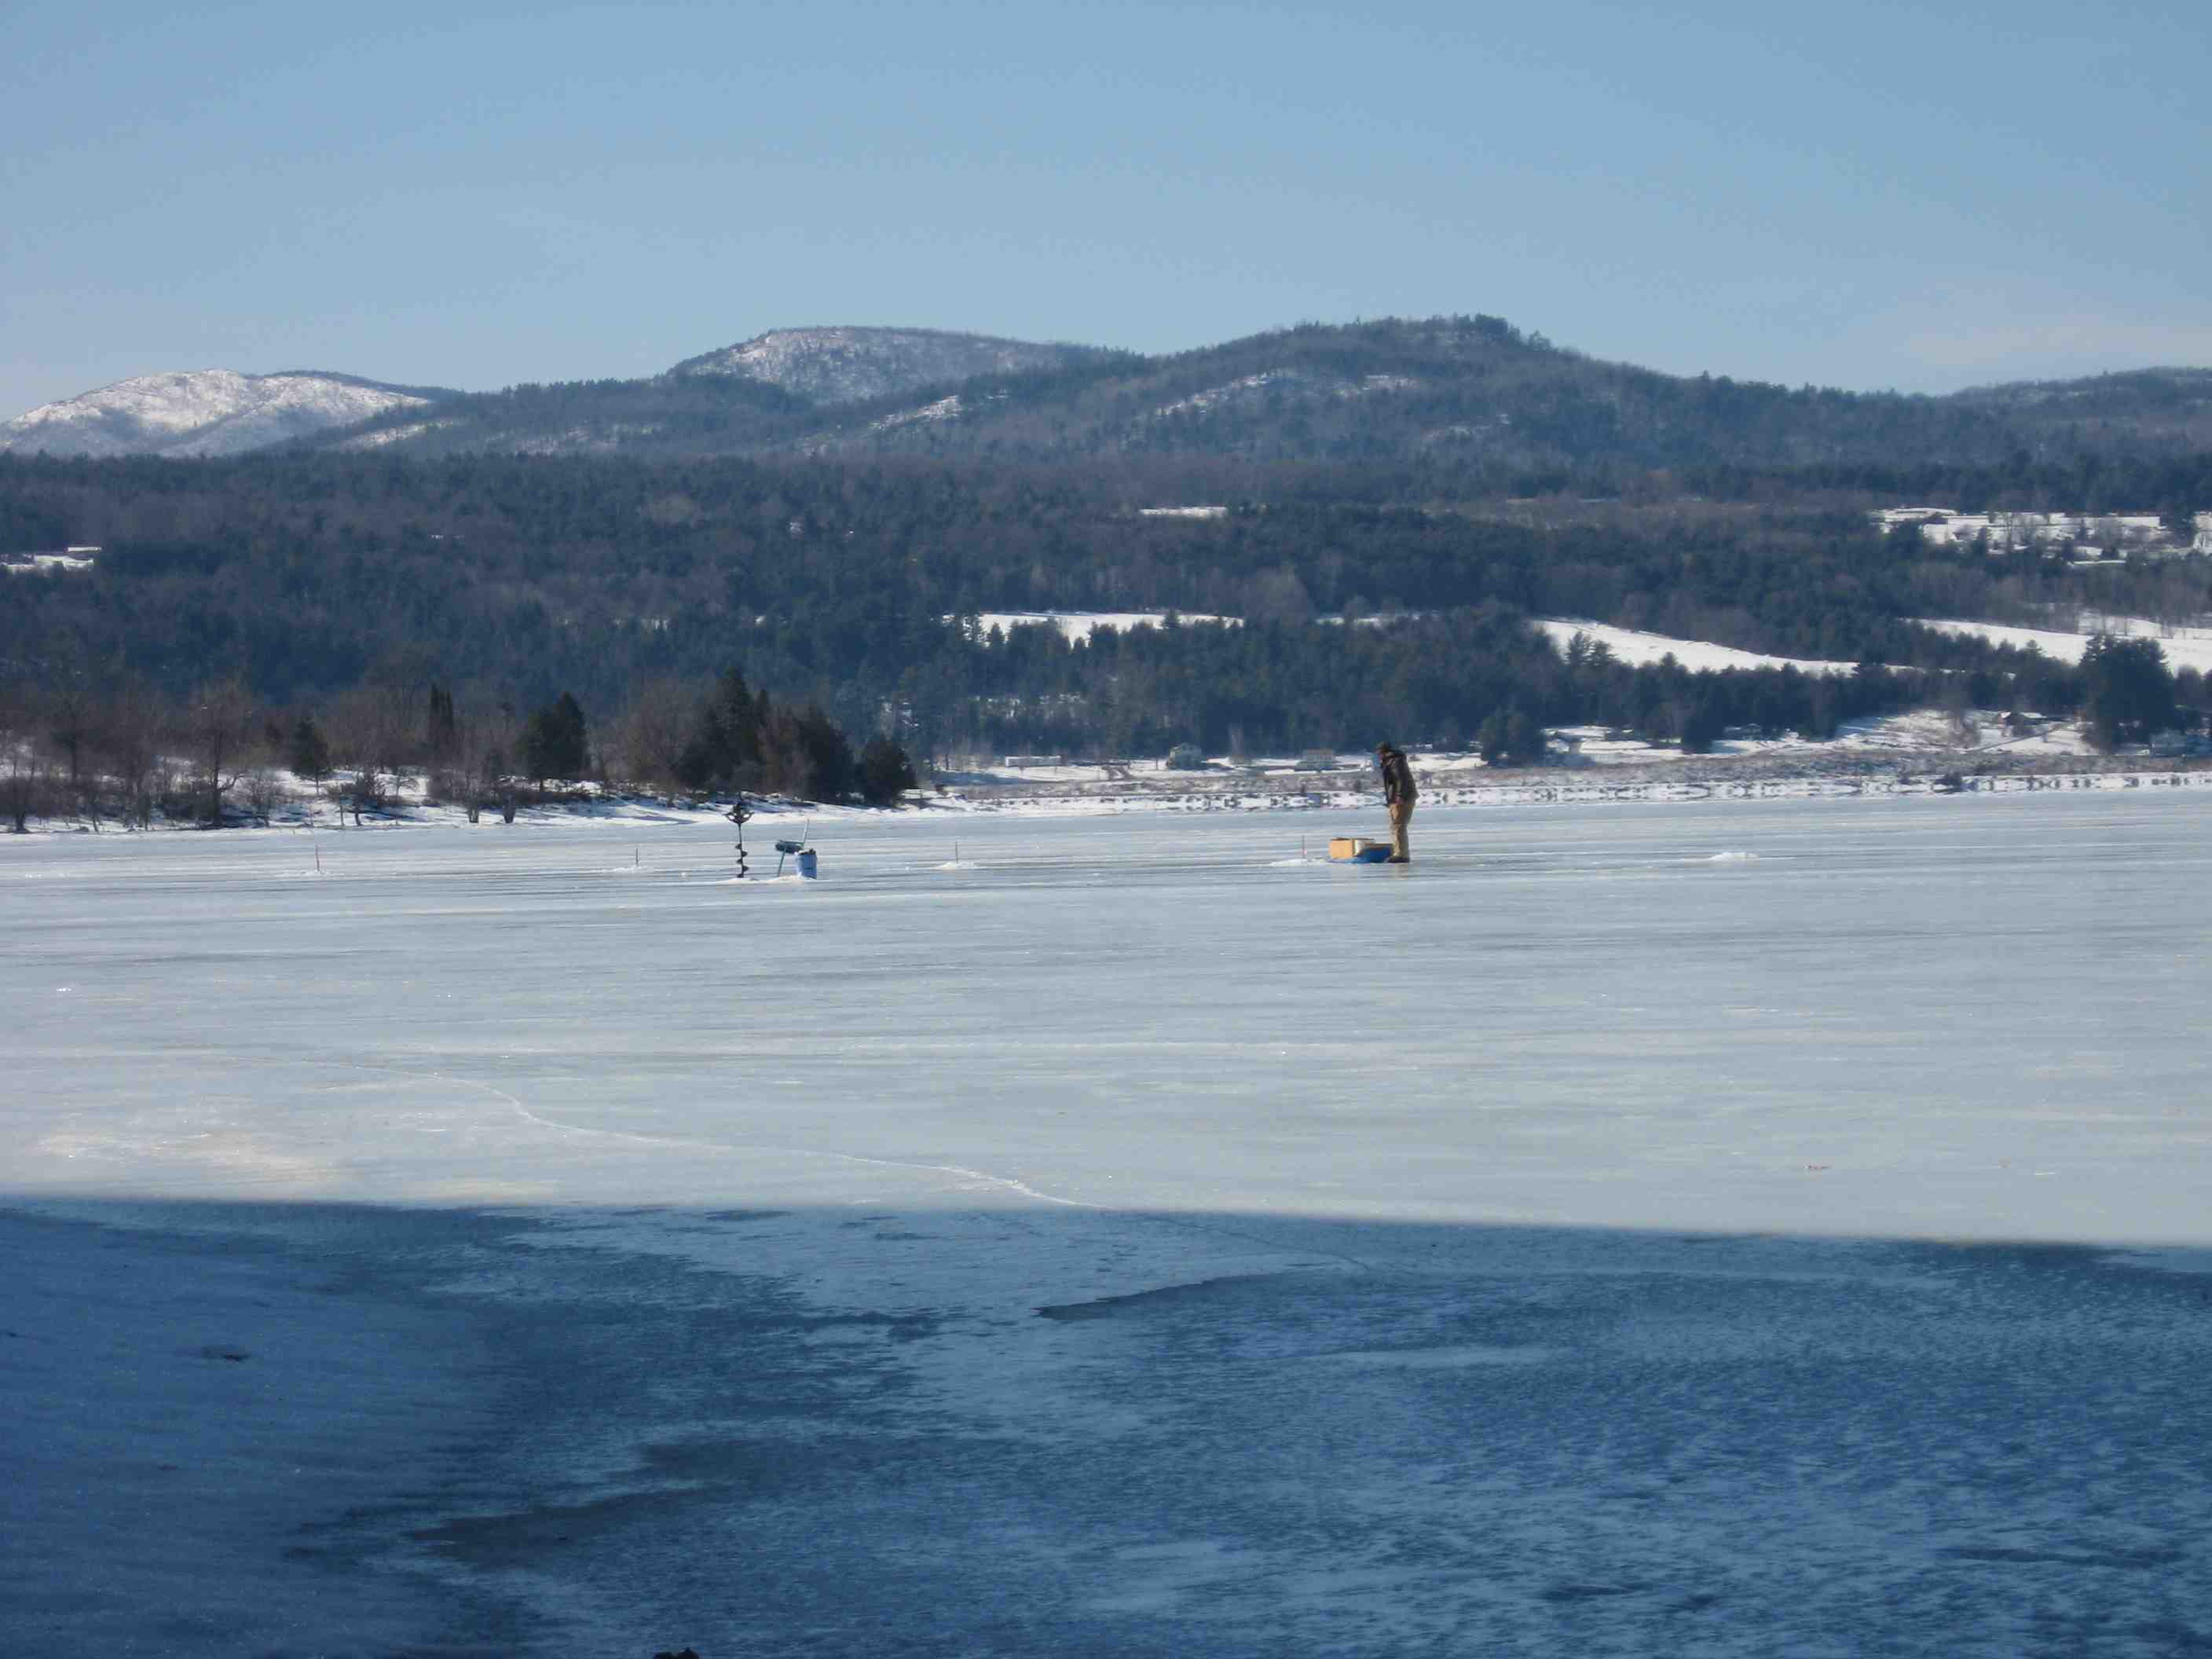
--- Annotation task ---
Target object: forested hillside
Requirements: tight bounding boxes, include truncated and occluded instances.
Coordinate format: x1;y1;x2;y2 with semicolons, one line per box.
4;441;2208;826
303;317;2212;475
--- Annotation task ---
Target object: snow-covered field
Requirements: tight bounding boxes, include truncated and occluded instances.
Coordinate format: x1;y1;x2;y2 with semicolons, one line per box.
1921;615;2212;676
962;608;1240;643
960;613;1849;666
926;606;2199;784
925;608;2212;692
7;796;2212;1655
1531;618;1858;675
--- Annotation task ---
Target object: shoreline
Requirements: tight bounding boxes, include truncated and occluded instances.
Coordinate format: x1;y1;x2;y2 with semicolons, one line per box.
929;742;2212;814
938;755;2212;814
8;752;2212;838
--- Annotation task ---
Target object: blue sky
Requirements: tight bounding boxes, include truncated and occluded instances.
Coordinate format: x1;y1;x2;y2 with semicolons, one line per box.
7;0;2208;416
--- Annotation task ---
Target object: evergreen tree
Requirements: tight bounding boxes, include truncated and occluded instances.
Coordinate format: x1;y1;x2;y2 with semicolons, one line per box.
760;702;857;800
522;691;589;786
1679;696;1727;754
1478;706;1544;767
426;684;458;764
287;714;331;787
2079;635;2175;750
859;736;919;806
674;668;764;792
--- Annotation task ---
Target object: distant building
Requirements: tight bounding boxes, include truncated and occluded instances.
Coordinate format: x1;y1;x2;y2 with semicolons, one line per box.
1874;507;2192;559
0;545;99;574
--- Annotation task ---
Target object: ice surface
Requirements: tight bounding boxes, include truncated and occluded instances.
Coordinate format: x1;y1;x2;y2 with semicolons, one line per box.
10;794;2207;1240
7;793;2212;1655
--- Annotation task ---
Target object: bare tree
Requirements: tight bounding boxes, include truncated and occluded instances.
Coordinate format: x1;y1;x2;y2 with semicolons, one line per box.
602;676;696;795
0;753;48;833
44;658;98;813
453;699;520;823
98;679;164;828
0;688;53;833
183;676;258;826
239;764;287;826
323;683;416;816
1240;566;1316;626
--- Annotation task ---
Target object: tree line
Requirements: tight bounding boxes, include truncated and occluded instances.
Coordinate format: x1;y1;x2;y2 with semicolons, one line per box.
5;609;2194;832
2;447;2205;828
0;662;919;832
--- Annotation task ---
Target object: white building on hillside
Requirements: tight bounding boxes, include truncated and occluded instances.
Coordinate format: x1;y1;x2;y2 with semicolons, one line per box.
1874;508;2195;559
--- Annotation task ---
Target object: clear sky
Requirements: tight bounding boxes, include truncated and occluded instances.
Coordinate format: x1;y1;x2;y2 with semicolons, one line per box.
7;0;2208;418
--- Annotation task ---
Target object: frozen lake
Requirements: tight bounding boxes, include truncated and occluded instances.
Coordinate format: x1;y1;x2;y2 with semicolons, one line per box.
7;791;2212;1654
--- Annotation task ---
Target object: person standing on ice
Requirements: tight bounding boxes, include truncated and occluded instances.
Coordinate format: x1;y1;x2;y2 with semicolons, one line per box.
1375;741;1416;862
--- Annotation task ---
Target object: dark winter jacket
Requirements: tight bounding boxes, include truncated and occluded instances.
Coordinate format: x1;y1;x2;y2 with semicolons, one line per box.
1378;746;1417;806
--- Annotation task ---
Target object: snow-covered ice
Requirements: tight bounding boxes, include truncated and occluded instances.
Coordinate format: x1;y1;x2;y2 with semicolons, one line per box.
7;793;2212;1655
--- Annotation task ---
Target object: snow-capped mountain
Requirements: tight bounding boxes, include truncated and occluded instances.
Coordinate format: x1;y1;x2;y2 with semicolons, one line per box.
665;326;1105;405
0;370;454;459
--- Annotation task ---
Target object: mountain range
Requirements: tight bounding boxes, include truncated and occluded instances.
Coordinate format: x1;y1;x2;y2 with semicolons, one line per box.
7;320;2210;472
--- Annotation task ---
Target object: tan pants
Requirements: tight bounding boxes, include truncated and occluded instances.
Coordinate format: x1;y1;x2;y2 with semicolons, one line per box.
1388;799;1413;860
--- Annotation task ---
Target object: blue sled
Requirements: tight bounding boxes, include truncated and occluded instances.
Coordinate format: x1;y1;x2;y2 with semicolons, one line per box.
1328;837;1392;863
